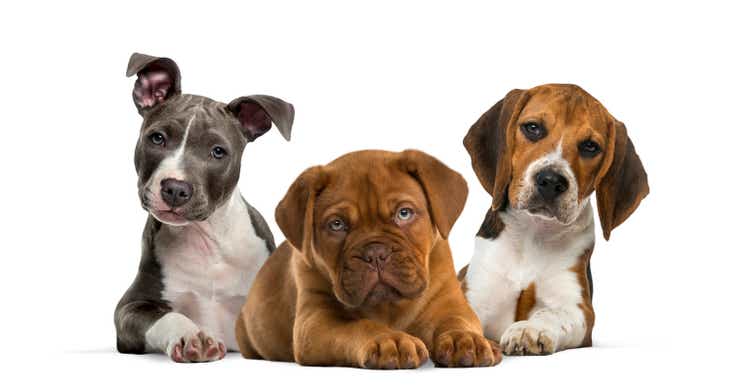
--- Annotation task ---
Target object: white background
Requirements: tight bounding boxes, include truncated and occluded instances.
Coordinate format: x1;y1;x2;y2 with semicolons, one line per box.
2;1;748;387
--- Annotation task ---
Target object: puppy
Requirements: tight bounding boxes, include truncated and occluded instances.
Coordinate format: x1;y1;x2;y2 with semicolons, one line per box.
115;53;294;362
460;84;649;355
235;150;501;368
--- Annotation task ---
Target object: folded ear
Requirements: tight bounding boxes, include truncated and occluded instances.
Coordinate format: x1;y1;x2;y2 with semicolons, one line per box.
126;53;181;115
275;166;327;253
595;120;649;240
227;95;295;142
400;149;468;239
463;89;529;210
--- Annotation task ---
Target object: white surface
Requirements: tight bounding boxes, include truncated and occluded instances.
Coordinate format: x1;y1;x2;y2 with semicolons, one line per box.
1;1;747;387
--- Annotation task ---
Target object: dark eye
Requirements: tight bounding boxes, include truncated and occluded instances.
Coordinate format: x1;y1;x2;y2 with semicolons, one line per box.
211;146;227;159
328;218;347;232
149;132;165;146
578;140;602;157
395;207;415;223
520;122;547;142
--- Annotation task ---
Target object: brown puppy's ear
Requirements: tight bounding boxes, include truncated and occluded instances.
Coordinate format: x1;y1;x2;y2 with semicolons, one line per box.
463;89;529;210
275;166;327;253
400;150;468;239
126;53;182;115
227;95;295;142
595;120;649;240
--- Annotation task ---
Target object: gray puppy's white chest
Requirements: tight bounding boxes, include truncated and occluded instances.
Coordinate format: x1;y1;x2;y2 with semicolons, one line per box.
153;190;269;350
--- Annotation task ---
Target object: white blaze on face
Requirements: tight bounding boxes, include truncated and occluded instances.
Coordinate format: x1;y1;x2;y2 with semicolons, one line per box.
145;113;197;212
516;139;583;224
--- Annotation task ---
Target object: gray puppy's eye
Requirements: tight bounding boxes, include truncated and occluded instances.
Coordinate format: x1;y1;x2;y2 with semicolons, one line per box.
149;132;165;146
211;146;227;159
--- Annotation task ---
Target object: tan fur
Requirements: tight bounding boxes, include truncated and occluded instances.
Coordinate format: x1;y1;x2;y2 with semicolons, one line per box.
236;150;501;368
514;283;536;322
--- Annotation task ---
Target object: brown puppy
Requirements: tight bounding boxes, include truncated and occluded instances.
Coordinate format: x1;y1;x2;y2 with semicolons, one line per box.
460;84;648;355
235;150;501;368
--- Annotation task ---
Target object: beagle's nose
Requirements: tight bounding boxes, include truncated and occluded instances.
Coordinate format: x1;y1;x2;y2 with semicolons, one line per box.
160;178;193;207
535;169;569;201
361;243;392;264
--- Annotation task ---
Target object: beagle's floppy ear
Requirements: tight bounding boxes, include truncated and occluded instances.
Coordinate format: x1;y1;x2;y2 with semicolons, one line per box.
227;95;295;142
595;120;649;240
126;53;182;115
463;89;529;210
399;149;468;239
275;166;327;254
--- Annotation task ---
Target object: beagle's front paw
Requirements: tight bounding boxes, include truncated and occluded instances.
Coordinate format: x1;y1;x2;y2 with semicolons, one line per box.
500;321;557;355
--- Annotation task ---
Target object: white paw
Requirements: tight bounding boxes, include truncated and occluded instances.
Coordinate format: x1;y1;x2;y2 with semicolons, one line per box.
167;330;226;363
146;312;226;363
500;321;557;355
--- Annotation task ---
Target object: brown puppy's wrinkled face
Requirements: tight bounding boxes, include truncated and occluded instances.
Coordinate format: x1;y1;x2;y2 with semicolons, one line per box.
312;154;433;307
508;86;613;224
277;150;468;308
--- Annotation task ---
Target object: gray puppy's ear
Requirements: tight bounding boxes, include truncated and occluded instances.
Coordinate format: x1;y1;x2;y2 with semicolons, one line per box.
226;95;295;142
126;53;182;115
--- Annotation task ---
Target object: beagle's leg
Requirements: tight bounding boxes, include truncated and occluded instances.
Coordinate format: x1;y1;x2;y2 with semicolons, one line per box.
500;306;589;355
500;268;594;355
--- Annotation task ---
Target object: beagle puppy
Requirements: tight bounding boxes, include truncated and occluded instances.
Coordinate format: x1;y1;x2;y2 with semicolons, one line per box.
459;84;649;355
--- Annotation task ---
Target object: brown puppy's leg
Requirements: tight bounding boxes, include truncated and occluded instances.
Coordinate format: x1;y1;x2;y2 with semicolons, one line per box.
293;299;428;369
235;314;260;359
413;292;501;368
431;317;501;367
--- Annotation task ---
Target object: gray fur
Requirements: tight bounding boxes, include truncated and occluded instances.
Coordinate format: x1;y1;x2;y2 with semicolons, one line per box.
115;52;292;357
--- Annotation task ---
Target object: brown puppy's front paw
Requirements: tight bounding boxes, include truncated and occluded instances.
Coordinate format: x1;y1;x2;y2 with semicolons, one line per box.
170;331;227;363
433;330;502;367
500;321;556;355
358;332;429;369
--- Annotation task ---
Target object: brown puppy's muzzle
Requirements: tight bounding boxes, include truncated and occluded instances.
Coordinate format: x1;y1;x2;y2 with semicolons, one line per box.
337;239;427;308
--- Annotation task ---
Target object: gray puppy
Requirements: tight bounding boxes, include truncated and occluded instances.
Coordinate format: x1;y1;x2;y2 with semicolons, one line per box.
115;53;294;362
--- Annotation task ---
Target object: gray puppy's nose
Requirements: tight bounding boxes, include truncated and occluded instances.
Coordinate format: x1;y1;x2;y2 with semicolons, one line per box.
535;169;569;201
160;178;193;207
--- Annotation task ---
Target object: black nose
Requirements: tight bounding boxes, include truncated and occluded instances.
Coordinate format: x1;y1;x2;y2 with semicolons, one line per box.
360;243;391;264
160;178;193;207
535;169;569;201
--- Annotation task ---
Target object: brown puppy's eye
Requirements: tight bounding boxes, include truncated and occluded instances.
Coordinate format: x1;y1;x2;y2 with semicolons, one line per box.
395;207;415;225
578;140;602;158
328;218;347;232
520;122;546;142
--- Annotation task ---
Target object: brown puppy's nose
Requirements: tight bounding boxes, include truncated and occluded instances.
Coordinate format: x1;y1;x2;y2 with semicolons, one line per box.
361;243;391;264
160;178;193;207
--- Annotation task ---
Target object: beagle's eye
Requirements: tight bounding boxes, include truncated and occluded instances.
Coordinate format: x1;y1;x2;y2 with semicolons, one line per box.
327;218;347;232
395;207;415;225
578;140;602;158
149;132;165;146
520;122;547;142
211;146;227;159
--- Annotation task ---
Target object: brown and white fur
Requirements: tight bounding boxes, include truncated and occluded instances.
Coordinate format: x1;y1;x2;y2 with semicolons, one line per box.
459;84;649;355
